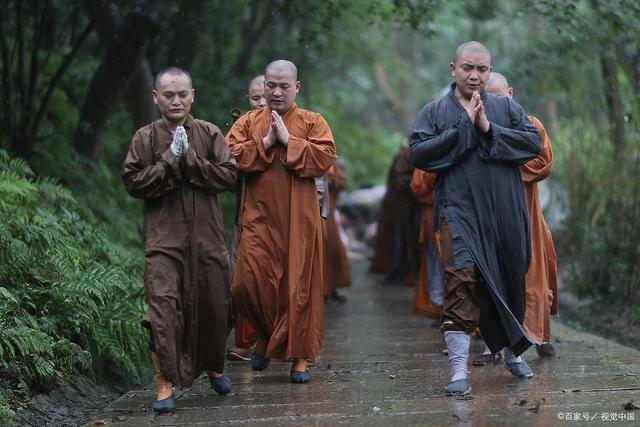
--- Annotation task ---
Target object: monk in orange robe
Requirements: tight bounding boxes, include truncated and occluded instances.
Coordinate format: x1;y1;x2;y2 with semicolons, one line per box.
225;60;337;383
323;161;352;301
410;169;443;319
486;72;558;357
226;75;266;362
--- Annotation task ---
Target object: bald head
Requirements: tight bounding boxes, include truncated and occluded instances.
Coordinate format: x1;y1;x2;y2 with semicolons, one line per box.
247;74;266;110
248;74;265;91
265;60;298;80
454;41;491;64
485;72;513;98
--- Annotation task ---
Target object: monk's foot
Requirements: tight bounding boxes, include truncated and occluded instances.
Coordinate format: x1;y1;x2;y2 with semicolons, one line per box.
535;342;556;357
331;289;347;302
152;381;175;413
251;351;270;371
226;346;253;362
290;369;311;383
444;379;471;396
208;372;232;395
472;351;502;366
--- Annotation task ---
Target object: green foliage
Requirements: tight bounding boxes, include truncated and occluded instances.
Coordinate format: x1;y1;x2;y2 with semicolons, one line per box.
0;149;146;413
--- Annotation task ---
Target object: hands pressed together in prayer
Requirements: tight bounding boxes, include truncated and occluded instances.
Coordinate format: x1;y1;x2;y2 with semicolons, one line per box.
465;92;491;134
171;126;190;159
263;111;290;150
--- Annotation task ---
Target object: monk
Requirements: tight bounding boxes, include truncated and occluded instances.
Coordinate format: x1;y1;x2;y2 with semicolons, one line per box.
323;160;352;302
122;67;237;413
225;60;337;383
410;169;444;321
226;75;266;363
485;72;558;357
410;41;542;396
370;145;420;284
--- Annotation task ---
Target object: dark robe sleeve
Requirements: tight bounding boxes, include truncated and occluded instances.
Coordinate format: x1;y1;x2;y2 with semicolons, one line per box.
183;127;237;194
409;106;478;173
122;129;182;199
478;99;542;164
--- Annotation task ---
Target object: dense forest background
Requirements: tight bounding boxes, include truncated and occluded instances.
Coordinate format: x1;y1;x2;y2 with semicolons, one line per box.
1;0;639;420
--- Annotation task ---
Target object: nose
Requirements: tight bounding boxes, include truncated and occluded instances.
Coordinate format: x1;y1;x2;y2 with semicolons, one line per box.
171;95;181;105
273;88;282;97
259;97;267;107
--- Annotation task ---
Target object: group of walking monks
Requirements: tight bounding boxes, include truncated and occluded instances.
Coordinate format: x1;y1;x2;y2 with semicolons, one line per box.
372;42;559;395
122;39;559;414
122;59;351;413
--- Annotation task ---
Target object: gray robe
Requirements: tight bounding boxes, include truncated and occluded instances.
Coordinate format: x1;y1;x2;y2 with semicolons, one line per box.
410;84;541;356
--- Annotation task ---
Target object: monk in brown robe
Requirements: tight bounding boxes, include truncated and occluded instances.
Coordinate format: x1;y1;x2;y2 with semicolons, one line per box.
370;145;420;284
410;169;443;320
122;67;237;413
226;60;337;383
485;72;558;357
323;161;352;301
226;75;266;362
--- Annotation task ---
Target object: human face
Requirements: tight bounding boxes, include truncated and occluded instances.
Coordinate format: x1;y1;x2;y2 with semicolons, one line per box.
153;73;195;125
450;51;492;100
265;68;300;114
248;83;267;110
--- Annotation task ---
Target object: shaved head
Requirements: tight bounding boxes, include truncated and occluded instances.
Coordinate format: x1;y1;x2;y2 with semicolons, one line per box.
486;72;513;98
265;60;298;80
248;74;265;91
454;41;491;64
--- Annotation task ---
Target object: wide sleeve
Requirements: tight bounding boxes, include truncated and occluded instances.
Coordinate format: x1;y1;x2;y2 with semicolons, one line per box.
284;113;337;178
183;126;237;194
478;99;542;165
410;105;478;173
225;114;275;173
410;169;436;205
520;116;552;183
122;129;182;199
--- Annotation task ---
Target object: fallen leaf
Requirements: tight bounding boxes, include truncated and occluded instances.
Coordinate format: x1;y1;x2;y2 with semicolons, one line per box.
623;401;640;411
512;399;527;406
92;420;107;426
388;374;397;379
528;402;541;413
452;414;460;420
326;363;333;369
126;393;136;399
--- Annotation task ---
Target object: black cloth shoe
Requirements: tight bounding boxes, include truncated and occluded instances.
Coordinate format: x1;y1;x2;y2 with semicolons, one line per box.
331;290;347;302
251;352;270;371
472;352;503;366
152;393;175;413
536;342;556;357
208;374;232;395
290;370;311;383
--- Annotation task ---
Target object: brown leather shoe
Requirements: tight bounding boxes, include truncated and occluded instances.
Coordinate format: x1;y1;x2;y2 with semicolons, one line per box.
226;346;253;362
472;352;503;366
536;342;556;357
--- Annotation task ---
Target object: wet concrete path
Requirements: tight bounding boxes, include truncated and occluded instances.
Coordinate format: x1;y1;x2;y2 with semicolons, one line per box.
91;260;640;425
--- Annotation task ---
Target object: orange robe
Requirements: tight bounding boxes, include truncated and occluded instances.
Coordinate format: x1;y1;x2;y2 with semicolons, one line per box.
225;103;337;360
410;169;441;318
522;116;559;344
323;163;352;298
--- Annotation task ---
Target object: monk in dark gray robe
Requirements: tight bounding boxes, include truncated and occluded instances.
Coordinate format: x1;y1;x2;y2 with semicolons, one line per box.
410;42;541;396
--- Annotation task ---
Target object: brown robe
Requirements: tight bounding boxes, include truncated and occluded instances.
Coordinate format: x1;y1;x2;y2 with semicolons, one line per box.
323;163;352;298
122;115;237;386
522;116;559;344
370;146;420;284
225;103;336;360
410;169;441;318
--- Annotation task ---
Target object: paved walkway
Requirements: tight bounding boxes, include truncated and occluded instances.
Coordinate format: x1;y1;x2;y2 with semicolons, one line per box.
91;260;640;426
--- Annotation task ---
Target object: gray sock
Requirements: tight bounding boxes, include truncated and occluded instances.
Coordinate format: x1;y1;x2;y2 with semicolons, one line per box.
444;331;470;382
503;347;522;363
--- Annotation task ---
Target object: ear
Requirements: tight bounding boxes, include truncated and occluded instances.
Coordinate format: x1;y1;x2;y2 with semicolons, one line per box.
191;88;195;103
295;80;301;93
152;90;159;106
449;63;455;76
508;87;514;98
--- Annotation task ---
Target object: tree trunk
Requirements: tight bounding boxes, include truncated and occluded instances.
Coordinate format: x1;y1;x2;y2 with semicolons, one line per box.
600;49;626;153
74;4;168;161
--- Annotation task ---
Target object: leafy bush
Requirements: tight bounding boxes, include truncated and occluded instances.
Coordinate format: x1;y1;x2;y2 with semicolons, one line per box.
0;149;147;417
